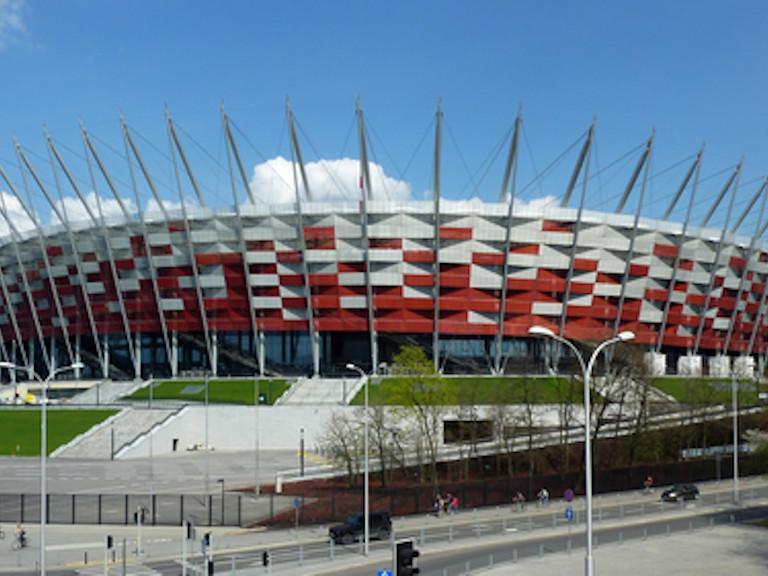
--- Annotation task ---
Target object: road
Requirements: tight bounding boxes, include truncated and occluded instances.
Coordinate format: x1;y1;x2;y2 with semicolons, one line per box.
4;478;766;575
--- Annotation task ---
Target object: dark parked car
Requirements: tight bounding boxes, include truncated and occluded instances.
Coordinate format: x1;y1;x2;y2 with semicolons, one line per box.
660;483;699;502
329;512;392;544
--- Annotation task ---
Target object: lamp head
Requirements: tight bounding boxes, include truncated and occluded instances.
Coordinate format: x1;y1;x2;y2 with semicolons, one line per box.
617;331;636;342
345;363;356;370
0;362;15;369
528;325;555;338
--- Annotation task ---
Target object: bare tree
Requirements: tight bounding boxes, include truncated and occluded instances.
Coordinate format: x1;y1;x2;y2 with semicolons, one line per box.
320;409;363;487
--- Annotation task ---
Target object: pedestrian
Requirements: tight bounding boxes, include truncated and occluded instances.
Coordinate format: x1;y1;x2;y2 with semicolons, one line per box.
537;487;549;507
434;494;443;516
643;475;654;494
14;522;26;549
449;495;459;514
514;491;526;511
443;493;451;515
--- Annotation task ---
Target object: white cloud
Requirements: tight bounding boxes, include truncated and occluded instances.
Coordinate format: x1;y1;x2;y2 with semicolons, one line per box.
248;156;412;205
514;195;559;211
145;198;186;216
53;191;135;225
0;0;25;50
0;190;35;236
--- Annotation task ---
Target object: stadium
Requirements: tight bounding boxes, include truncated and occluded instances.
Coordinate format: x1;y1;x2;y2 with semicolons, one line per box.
0;107;765;382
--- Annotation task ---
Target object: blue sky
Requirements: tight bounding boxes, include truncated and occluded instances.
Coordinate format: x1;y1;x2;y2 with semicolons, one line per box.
1;0;768;230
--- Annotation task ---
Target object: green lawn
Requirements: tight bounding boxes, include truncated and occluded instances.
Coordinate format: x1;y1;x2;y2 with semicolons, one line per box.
126;379;289;405
350;376;580;405
0;409;117;456
653;377;768;406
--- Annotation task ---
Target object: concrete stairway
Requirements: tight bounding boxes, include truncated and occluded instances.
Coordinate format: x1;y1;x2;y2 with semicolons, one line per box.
69;379;146;405
52;407;179;459
277;377;362;405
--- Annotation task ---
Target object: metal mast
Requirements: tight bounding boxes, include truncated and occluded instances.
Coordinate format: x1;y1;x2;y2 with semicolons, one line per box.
722;180;768;353
220;105;264;375
493;107;522;374
432;98;443;372
655;147;703;351
356;99;378;373
692;162;742;355
78;126;138;377
612;132;655;337
0;168;51;370
558;121;595;339
120;118;174;374
18;141;103;373
287;98;320;376
165;108;215;373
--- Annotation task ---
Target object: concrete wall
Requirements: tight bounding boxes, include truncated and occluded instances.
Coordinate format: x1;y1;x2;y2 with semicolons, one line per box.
117;404;571;459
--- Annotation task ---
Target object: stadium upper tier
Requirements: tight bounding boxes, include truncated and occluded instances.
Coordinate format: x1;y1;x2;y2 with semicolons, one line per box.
1;198;766;367
0;109;763;379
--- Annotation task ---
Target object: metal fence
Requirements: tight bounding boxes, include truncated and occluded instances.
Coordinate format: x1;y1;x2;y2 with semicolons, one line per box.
0;492;293;527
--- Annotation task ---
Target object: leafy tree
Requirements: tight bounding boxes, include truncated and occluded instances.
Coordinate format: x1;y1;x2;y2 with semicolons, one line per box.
389;345;454;491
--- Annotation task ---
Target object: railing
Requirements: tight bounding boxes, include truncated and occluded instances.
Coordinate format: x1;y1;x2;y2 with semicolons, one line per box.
0;492;294;527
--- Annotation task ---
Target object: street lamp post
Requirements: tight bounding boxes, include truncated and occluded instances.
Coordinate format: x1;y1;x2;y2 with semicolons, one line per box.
527;327;634;576
731;365;740;504
346;363;370;556
0;360;84;576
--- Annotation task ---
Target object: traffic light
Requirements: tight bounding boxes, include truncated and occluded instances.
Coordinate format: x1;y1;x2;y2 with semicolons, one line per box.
394;539;420;576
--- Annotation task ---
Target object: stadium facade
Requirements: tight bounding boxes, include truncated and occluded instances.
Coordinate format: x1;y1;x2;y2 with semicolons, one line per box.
0;106;766;380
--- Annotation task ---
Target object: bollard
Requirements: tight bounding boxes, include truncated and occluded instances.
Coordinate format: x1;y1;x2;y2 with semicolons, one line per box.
538;543;544;558
502;518;507;531
489;553;494;567
710;517;715;529
330;539;335;560
230;556;236;576
643;527;647;540
84;552;88;565
299;544;304;566
688;520;693;532
620;504;624;519
528;515;533;531
666;524;671;537
513;548;518;563
619;531;623;545
449;525;454;542
567;538;572;554
465;560;470;574
420;528;426;545
443;569;448;576
730;513;735;524
552;514;557;528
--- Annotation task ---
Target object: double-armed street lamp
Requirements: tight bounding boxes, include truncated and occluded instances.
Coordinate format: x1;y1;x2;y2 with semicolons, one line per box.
0;360;84;576
527;326;634;576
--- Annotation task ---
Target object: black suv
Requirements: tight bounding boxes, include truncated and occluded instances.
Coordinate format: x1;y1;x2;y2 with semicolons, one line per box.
660;483;699;502
329;512;392;544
